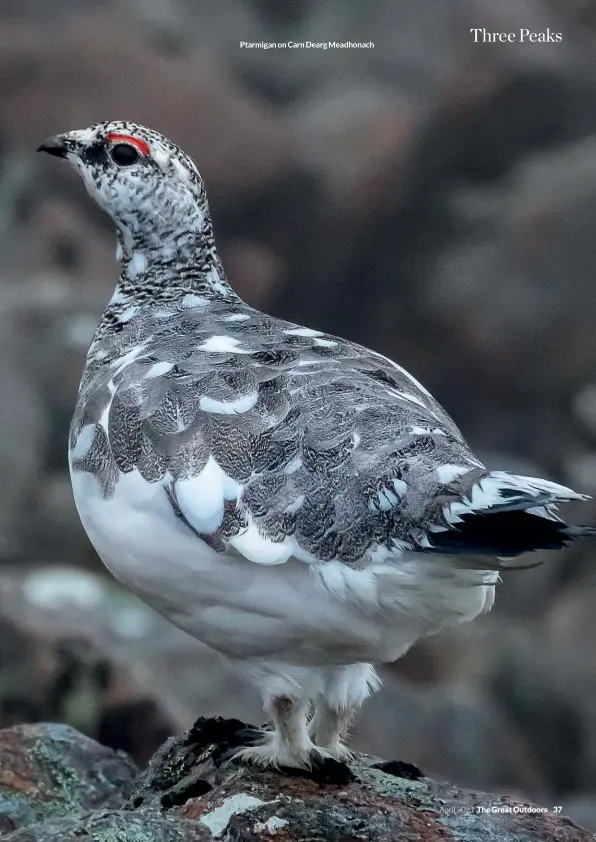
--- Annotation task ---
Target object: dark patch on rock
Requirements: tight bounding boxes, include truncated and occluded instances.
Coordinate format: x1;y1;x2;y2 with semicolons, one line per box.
372;758;425;781
282;755;356;787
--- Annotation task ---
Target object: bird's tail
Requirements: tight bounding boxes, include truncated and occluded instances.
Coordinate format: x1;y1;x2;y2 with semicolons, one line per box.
428;470;595;558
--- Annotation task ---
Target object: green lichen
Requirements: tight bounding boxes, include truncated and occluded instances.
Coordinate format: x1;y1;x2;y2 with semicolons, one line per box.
30;733;80;806
438;809;541;842
0;728;87;831
3;810;204;841
355;761;437;812
0;725;134;834
71;810;204;841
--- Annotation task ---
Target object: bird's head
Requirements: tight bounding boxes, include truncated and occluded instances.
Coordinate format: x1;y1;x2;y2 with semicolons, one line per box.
38;121;210;261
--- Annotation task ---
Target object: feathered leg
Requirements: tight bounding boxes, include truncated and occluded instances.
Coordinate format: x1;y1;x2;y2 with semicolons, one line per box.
308;699;354;761
309;663;381;760
234;695;324;768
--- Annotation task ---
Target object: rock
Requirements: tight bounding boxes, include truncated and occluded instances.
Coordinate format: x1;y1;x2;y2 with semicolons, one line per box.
3;812;210;841
0;722;137;835
563;795;596;834
0;717;592;841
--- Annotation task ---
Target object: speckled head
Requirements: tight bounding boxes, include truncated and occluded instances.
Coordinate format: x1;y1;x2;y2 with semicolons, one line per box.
38;121;209;261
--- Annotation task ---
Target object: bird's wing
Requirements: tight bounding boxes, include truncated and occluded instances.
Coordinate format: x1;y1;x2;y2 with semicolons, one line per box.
73;305;586;568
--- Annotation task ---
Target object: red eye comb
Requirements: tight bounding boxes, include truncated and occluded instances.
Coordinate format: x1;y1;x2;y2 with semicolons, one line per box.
106;133;150;156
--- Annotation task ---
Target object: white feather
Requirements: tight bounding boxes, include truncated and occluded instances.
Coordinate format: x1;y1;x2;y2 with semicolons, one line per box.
128;251;147;278
444;470;587;524
200;335;251;354
199;392;258;414
175;455;239;534
229;520;295;566
284;327;323;337
180;293;209;309
436;464;471;483
145;361;174;379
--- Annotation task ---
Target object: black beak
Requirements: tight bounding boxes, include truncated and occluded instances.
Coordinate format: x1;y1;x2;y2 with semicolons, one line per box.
37;136;68;158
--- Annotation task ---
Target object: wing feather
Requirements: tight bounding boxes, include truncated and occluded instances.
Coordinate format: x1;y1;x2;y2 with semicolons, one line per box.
72;304;588;568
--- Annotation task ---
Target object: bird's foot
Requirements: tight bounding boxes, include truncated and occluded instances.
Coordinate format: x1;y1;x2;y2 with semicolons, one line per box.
316;737;353;763
230;733;355;784
231;730;322;769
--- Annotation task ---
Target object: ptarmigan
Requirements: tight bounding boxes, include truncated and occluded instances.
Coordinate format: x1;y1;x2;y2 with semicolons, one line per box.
39;122;594;770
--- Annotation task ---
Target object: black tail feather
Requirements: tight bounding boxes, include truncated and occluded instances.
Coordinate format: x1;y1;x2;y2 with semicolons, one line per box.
429;510;596;557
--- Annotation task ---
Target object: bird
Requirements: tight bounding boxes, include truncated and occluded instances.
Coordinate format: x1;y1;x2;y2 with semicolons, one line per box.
38;121;595;770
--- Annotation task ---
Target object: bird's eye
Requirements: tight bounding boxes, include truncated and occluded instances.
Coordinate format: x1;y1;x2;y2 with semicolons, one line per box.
110;143;139;166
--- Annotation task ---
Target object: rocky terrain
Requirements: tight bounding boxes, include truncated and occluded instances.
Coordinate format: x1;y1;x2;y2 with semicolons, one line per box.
0;717;592;841
1;0;596;833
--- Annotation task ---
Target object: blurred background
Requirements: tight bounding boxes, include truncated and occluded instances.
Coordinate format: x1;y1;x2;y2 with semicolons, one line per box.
1;0;596;829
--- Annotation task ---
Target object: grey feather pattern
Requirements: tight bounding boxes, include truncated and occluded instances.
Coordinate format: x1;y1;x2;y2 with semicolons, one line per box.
72;300;486;565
